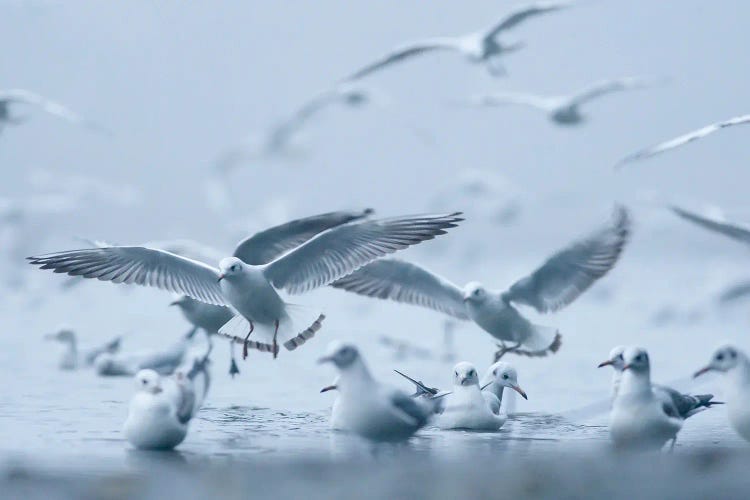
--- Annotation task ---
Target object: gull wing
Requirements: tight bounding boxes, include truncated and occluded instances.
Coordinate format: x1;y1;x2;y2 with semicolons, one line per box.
616;114;750;167
502;205;630;313
233;209;374;265
28;246;226;305
344;38;461;81
262;213;463;294
671;205;750;246
331;259;469;319
483;1;571;40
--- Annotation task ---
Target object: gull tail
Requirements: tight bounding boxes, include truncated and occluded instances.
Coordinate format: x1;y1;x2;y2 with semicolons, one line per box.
521;324;562;356
685;394;724;419
217;306;325;358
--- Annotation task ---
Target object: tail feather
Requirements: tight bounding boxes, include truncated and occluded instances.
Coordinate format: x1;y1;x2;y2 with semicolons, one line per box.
521;324;562;356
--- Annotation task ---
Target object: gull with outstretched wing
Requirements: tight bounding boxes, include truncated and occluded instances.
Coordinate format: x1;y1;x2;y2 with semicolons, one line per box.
333;206;630;360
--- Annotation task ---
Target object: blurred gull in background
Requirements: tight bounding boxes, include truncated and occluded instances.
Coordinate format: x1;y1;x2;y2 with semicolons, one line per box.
44;327;123;371
462;76;660;126
344;1;572;80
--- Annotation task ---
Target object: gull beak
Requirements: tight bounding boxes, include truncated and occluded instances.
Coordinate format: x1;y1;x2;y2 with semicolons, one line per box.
598;359;614;368
621;364;632;372
217;274;225;283
693;366;714;378
511;384;528;400
320;385;337;393
317;355;334;365
169;300;180;307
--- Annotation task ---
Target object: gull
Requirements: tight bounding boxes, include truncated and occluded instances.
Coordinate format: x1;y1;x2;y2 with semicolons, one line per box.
215;84;388;175
670;204;750;247
0;88;109;135
333;206;630;360
320;376;349;431
694;344;750;443
29;212;463;358
379;335;434;361
599;346;720;418
436;362;506;431
608;347;683;452
44;328;123;370
480;361;528;415
94;329;198;377
123;344;212;450
616;114;750;168
318;341;434;443
91;209;377;372
462;77;658;126
343;1;572;81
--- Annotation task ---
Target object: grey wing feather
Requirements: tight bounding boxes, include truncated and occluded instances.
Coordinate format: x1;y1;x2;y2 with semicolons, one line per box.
233;209;374;265
484;1;570;39
655;385;717;420
503;205;631;313
263;213;463;294
175;383;197;425
27;246;226;305
345;39;459;81
331;259;469;319
671;205;750;246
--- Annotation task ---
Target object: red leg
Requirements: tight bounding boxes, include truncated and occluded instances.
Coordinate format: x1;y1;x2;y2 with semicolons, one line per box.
272;319;280;359
242;321;255;360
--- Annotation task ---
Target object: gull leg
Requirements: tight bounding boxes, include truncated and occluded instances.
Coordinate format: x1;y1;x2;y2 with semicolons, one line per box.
668;437;677;453
494;342;522;362
229;342;240;378
242;321;255;360
272;319;280;359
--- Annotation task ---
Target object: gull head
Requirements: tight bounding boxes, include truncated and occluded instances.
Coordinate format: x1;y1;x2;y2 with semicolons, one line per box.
45;328;76;344
695;344;744;378
318;341;360;370
169;295;192;309
134;369;163;394
488;361;527;400
598;345;626;370
453;362;479;387
621;347;650;375
218;257;245;282
463;282;488;304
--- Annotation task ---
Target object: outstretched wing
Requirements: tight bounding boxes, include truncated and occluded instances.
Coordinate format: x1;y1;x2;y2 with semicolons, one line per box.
233;209;374;265
263;213;463;294
568;76;656;107
467;91;558;111
616;114;750;167
484;1;571;40
331;259;469;319
502;205;631;313
0;88;109;134
671;205;750;246
344;38;461;81
28;246;226;305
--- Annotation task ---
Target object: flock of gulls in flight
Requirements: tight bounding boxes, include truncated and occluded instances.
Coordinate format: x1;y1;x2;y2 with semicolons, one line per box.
6;1;750;453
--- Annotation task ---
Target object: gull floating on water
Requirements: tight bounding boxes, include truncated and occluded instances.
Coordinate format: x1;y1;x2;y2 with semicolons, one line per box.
333;206;630;360
0;88;109;135
695;344;750;443
318;342;434;443
462;77;658;126
343;1;571;81
599;346;719;419
608;347;684;452
44;328;122;371
616;114;750;168
123;344;212;450
480;361;528;415
436;362;505;431
29;212;462;358
94;329;199;377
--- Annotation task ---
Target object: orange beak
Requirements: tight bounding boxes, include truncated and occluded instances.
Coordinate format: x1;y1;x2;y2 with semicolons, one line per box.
217;274;225;282
512;384;528;400
693;366;713;378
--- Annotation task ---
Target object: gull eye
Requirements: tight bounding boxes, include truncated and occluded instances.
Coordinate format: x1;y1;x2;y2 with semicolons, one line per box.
717;353;725;361
502;374;509;380
141;379;147;385
635;355;643;362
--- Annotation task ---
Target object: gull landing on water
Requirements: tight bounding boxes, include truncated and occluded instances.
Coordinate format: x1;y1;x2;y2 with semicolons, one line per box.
343;1;572;81
461;76;660;126
333;206;630;360
0;89;109;136
28;212;463;359
616;114;750;168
